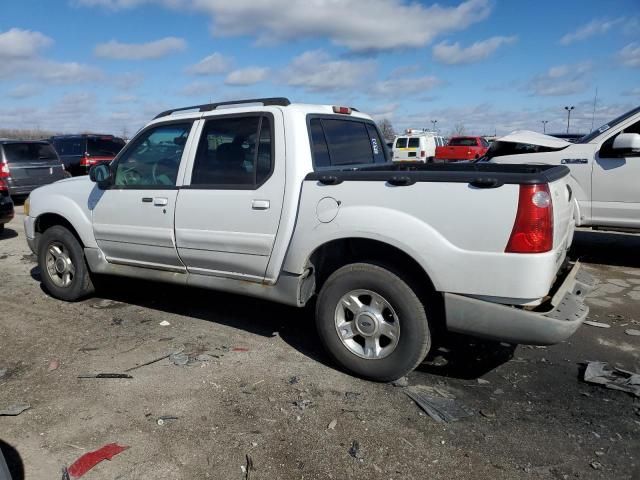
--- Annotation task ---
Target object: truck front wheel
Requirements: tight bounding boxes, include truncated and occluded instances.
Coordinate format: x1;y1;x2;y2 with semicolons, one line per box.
38;225;95;301
316;263;431;381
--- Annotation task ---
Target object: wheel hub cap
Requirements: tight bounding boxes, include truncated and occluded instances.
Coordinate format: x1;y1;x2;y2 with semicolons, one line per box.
334;289;400;360
45;241;75;288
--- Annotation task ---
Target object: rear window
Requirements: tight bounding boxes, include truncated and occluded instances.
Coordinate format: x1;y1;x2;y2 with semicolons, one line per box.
448;137;478;147
407;138;419;148
3;143;58;163
53;139;83;156
395;137;407;148
309;117;387;168
87;137;125;157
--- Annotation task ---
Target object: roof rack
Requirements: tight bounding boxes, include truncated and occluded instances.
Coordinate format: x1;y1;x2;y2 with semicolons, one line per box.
153;97;291;120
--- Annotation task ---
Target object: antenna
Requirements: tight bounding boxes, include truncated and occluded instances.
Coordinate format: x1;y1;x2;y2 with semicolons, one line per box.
591;87;598;132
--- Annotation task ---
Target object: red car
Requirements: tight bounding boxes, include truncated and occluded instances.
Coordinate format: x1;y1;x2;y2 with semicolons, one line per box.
0;178;15;234
435;136;490;162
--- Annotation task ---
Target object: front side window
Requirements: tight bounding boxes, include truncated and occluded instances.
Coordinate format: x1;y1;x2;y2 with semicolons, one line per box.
114;123;192;187
190;115;272;187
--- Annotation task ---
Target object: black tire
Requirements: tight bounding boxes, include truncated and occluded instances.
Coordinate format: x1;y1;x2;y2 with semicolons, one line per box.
0;224;4;234
427;156;435;163
316;263;431;381
38;225;94;301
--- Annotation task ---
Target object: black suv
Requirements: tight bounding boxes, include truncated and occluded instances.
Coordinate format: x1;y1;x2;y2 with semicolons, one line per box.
0;140;68;198
49;134;126;176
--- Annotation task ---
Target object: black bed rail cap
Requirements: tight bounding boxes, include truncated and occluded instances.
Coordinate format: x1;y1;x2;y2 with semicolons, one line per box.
153;97;291;119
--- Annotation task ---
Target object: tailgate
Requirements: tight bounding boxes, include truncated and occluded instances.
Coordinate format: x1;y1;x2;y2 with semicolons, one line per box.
9;161;66;186
436;146;469;159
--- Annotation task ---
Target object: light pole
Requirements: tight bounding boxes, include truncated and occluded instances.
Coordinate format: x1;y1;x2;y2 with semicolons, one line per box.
541;120;548;134
431;120;437;132
564;106;574;134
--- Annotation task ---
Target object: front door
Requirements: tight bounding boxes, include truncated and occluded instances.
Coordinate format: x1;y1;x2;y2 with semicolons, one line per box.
592;118;640;229
175;111;285;281
91;122;195;271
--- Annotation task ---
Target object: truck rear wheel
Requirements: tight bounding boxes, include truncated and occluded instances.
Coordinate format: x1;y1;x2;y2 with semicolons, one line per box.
38;225;95;301
316;263;431;381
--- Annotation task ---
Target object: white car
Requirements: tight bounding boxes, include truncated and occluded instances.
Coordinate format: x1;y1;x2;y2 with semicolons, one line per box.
23;98;592;381
392;130;445;163
489;106;640;231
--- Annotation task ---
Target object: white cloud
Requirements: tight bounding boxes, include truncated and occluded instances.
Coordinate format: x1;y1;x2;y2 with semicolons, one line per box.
178;81;216;97
432;36;516;65
283;50;374;92
8;84;40;99
76;0;492;52
0;28;52;58
111;94;139;104
371;76;441;96
618;43;640;68
559;18;623;45
622;87;640;97
186;52;232;75
527;62;592;97
112;72;144;90
225;67;269;86
94;37;186;60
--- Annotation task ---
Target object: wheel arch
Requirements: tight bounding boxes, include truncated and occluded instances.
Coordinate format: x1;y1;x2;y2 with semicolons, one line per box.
35;213;86;249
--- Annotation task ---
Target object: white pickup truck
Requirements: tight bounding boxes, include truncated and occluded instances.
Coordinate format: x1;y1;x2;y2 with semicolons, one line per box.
23;98;593;381
488;106;640;232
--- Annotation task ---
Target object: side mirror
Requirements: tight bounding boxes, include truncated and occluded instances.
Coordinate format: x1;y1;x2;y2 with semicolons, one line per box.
612;133;640;155
89;163;112;189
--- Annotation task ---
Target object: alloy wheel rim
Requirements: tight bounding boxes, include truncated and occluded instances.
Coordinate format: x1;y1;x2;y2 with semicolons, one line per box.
45;241;75;288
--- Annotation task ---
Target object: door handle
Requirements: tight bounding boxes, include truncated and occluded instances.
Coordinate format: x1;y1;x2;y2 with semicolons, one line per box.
561;158;588;164
154;197;168;206
252;199;270;210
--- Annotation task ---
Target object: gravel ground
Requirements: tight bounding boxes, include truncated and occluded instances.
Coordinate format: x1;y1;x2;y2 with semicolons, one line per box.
1;205;639;480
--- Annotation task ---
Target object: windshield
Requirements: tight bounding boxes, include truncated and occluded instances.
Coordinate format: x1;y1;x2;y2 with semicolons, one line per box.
88;137;125;156
3;143;58;163
448;137;477;146
580;105;640;143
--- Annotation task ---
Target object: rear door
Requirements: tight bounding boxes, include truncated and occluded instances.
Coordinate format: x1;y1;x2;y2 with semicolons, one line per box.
2;142;66;193
92;122;195;270
175;111;285;281
393;136;421;161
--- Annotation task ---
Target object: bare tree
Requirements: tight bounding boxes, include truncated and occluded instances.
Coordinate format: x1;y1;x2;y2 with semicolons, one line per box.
450;123;466;137
377;118;396;142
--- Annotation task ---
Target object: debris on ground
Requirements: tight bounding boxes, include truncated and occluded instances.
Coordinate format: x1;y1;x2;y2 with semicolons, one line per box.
327;419;337;430
77;373;133;379
293;399;313;411
348;440;362;460
405;386;474;423
583;361;640;397
159;320;170;326
480;409;496;418
170;352;189;366
157;416;178;426
111;317;123;326
48;359;60;371
66;443;129;478
477;378;490;385
288;376;299;385
241;454;254;480
0;368;7;378
590;461;603;470
0;403;31;416
624;329;640;336
584;321;611;328
232;347;249;352
391;376;409;387
90;299;124;310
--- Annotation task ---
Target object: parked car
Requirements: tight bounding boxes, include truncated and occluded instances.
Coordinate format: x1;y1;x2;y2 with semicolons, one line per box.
488;105;640;232
392;130;445;163
0;140;68;198
50;134;125;177
435;136;490;162
0;178;14;234
23;97;592;381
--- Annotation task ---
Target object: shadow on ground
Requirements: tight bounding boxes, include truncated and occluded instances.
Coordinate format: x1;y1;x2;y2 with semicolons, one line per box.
570;229;640;268
0;227;18;241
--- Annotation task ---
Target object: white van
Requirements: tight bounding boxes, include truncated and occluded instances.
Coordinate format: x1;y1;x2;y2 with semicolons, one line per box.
392;130;445;162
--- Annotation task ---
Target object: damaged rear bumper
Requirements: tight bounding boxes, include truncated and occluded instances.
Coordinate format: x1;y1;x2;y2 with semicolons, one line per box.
444;262;595;345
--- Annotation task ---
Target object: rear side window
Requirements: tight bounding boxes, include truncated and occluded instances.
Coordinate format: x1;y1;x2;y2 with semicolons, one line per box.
87;137;125;157
309;117;387;168
191;115;273;188
53;139;83;156
395;137;407;148
3;143;58;163
448;137;478;147
408;138;419;148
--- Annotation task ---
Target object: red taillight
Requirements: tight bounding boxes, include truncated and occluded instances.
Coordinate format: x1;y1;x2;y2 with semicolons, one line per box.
505;184;553;253
332;106;352;114
0;178;7;190
80;154;96;167
0;162;9;178
420;150;426;157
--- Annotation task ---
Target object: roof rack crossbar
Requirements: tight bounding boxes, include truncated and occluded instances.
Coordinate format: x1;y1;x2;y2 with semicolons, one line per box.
153;97;291;119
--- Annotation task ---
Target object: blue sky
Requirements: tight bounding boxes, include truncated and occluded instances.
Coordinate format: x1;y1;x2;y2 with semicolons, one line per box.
1;0;638;137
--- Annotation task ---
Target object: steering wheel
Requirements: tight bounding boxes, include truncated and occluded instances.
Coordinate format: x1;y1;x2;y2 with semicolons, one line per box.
151;158;176;185
119;166;142;185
